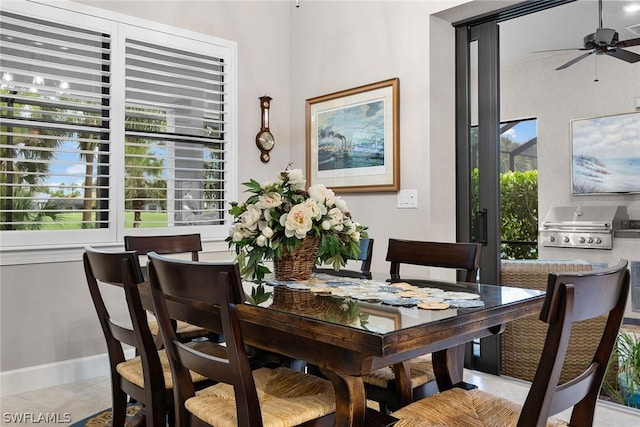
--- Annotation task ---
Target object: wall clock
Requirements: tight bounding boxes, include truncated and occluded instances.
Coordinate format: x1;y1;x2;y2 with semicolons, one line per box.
256;95;274;163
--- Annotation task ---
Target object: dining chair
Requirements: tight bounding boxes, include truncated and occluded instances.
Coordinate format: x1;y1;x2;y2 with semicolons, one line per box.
364;239;482;412
124;233;211;342
83;247;226;427
313;237;374;279
146;252;336;427
387;259;630;427
124;234;202;261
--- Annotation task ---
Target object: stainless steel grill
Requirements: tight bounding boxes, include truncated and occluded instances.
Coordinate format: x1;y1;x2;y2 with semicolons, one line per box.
539;206;628;249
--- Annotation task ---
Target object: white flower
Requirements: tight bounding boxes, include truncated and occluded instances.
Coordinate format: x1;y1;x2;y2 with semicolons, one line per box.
262;226;274;238
327;207;344;231
257;192;283;209
281;203;313;239
308;184;335;206
226;167;367;281
334;197;348;212
239;204;262;230
231;224;251;242
303;198;323;221
256;235;268;247
287;169;307;189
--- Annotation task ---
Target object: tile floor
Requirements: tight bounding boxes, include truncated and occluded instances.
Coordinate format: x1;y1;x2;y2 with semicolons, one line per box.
1;369;639;426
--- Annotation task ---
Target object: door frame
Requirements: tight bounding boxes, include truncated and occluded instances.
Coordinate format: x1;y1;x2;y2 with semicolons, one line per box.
453;0;575;374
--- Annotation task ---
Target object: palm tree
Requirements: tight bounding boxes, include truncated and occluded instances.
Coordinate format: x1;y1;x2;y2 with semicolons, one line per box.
1;90;64;230
124;139;165;228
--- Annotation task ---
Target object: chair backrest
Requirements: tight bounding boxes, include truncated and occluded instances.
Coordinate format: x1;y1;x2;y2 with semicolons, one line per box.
386;239;481;282
519;259;630;426
146;252;260;426
83;247;166;399
124;233;202;261
313;237;374;279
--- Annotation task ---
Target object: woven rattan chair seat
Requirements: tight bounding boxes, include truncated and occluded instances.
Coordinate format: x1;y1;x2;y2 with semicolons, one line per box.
362;355;435;389
391;388;567;427
185;367;336;427
116;341;227;389
147;319;207;340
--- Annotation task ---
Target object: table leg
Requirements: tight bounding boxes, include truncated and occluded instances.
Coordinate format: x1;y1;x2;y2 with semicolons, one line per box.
432;344;465;391
392;360;412;406
320;368;367;427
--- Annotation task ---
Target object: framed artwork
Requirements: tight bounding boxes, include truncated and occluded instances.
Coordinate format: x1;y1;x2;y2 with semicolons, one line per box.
305;78;400;193
571;111;640;194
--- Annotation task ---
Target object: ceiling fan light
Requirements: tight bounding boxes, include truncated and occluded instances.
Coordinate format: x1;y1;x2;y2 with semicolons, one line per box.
623;4;640;14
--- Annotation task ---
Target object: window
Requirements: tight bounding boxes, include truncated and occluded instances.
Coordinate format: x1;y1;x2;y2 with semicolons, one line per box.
0;1;236;252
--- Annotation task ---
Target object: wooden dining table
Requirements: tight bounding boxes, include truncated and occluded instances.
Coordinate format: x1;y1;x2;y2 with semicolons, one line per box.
234;275;545;427
138;269;544;427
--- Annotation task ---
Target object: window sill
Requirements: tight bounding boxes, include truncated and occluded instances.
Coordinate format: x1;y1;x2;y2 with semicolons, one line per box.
0;240;231;266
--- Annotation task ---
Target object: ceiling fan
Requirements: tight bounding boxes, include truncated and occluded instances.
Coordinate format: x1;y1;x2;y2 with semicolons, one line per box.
551;0;640;70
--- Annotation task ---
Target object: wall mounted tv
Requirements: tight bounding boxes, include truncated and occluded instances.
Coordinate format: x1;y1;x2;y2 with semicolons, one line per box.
571;111;640;195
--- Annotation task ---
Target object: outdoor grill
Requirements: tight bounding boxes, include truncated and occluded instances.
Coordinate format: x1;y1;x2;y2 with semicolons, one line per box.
539;206;628;249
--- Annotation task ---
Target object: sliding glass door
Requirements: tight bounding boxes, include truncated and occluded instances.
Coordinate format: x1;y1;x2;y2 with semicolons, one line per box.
454;0;575;375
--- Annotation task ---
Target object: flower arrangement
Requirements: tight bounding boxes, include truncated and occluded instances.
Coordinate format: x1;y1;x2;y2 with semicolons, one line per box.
226;167;368;281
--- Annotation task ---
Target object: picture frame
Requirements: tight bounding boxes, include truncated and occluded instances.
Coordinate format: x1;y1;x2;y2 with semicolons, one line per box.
305;78;399;193
571;111;640;195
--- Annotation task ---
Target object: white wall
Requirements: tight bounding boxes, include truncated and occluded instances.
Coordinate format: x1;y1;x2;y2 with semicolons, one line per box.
288;1;464;277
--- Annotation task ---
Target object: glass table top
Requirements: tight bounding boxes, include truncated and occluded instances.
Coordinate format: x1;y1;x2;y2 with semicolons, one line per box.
243;272;545;334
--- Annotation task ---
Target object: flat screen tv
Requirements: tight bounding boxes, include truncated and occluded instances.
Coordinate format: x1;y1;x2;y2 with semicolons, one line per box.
571;111;640;195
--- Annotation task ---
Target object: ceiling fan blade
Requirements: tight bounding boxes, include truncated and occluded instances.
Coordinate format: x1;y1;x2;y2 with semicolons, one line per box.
606;48;640;63
532;47;586;53
555;51;594;70
616;37;640;48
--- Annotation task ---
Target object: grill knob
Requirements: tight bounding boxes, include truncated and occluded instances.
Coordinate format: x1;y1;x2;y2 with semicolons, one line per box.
595;237;602;244
563;236;570;243
587;237;594;244
548;236;555;242
578;237;586;243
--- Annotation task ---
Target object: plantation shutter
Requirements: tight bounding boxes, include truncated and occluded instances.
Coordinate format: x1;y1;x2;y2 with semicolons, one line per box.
0;10;111;232
124;36;228;229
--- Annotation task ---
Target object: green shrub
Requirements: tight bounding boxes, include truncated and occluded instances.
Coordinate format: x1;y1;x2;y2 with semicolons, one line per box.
472;168;538;260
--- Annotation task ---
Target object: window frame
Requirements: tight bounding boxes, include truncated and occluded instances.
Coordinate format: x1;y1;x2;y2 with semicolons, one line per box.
0;0;238;265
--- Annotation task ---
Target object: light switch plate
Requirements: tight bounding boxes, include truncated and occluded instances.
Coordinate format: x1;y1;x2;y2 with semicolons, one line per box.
397;189;418;209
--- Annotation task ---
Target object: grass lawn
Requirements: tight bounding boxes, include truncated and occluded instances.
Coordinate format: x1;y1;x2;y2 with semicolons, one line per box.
41;211;168;229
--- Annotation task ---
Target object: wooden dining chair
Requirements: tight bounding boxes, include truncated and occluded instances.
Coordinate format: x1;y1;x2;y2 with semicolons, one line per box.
364;239;482;412
146;252;336;427
388;260;630;427
313;237;374;279
83;247;226;427
124;233;202;261
124;233;211;342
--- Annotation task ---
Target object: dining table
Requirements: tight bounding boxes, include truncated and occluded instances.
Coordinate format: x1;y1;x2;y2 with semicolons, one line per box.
234;273;546;427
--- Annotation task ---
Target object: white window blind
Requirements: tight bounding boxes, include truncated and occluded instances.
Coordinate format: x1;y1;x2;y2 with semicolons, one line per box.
0;1;236;253
0;10;111;232
124;38;228;229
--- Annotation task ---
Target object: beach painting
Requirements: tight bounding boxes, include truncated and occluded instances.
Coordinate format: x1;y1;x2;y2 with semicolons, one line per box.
571;112;640;194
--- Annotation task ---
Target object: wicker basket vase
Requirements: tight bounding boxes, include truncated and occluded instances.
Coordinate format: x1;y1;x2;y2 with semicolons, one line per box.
273;236;320;281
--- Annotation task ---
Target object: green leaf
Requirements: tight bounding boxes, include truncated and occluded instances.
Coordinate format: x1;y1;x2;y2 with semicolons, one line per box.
248;283;272;305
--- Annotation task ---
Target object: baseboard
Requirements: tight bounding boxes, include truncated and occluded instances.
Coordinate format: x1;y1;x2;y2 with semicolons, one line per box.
0;349;135;397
